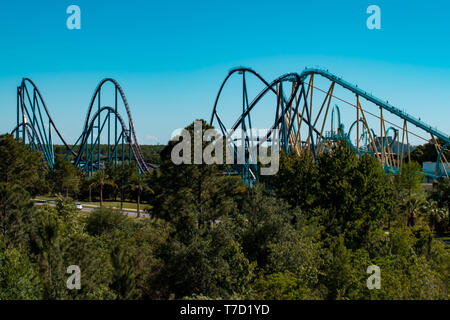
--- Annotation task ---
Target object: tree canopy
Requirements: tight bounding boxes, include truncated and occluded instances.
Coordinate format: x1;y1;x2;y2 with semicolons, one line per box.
0;129;448;300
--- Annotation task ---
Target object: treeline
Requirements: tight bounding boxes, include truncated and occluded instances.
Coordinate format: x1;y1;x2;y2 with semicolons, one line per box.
0;120;449;300
410;138;450;165
40;159;153;217
53;144;165;165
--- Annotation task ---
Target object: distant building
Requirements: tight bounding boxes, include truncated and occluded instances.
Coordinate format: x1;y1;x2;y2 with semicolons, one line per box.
422;161;450;179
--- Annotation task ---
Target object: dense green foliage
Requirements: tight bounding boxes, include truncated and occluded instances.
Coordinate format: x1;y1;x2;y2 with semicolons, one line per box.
0;128;448;300
410;138;450;165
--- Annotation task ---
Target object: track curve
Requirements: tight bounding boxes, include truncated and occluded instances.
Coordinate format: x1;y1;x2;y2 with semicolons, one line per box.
211;66;450;181
14;78;152;175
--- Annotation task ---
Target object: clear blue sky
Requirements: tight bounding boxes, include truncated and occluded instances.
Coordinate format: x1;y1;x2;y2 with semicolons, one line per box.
0;0;449;144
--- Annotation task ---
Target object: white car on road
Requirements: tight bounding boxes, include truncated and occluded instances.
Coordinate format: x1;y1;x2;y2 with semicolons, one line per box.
75;202;83;210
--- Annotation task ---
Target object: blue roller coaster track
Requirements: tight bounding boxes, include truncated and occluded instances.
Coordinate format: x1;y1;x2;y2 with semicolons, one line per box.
11;78;151;176
10;68;450;182
210;67;450;183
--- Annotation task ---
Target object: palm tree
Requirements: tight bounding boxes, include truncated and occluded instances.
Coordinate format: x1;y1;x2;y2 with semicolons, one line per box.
404;196;425;227
128;172;153;218
86;176;94;203
92;170;116;207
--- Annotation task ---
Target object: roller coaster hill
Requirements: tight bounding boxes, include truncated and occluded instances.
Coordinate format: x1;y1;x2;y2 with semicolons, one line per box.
10;67;450;183
12;78;154;176
210;67;450;183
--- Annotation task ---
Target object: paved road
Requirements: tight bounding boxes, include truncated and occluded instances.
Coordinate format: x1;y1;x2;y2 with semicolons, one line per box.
33;200;149;218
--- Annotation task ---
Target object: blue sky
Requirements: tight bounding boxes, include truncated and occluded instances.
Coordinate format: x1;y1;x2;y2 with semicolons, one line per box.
0;0;449;144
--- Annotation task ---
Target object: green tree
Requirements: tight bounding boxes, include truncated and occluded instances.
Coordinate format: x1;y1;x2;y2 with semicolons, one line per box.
27;206;68;299
127;170;153;218
323;236;371;299
251;272;312;300
430;178;450;231
0;237;43;299
109;244;138;299
104;162;136;202
51;159;80;198
128;217;173;299
0;183;34;247
271;151;319;210
410;138;450;165
157;226;254;299
274;141;394;249
151;120;247;239
0;134;42;192
91;170;116;206
315;143;394;247
85;207;135;236
394;161;425;196
393;161;426;226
